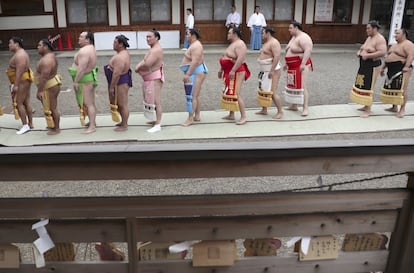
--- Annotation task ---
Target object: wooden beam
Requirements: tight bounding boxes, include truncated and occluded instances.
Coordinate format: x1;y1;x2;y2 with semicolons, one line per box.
134;210;398;242
0;219;126;243
0;262;127;273
0;190;407;219
0;210;397;243
1;139;414;181
0;251;388;273
134;251;388;273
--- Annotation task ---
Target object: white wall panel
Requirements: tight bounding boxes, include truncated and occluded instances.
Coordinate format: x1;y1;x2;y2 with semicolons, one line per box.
0;15;54;30
108;0;117;26
56;0;67;28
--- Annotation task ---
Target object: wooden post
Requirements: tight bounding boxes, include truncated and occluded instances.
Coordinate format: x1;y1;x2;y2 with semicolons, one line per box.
126;218;138;273
386;172;414;273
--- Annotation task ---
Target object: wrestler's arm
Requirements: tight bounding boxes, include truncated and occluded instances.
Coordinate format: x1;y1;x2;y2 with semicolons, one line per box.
300;36;313;67
109;56;122;93
139;49;158;72
270;41;281;74
13;52;27;89
380;45;392;76
36;57;53;99
73;49;90;84
134;59;145;73
231;45;246;72
365;38;387;59
184;46;203;76
283;41;292;71
357;45;364;57
403;42;414;72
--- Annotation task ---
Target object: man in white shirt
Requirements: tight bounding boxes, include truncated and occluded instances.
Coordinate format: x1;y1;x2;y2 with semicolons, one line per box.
225;5;241;29
247;6;267;50
183;8;194;50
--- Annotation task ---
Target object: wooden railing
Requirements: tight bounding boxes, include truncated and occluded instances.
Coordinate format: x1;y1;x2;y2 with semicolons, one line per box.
0;139;413;273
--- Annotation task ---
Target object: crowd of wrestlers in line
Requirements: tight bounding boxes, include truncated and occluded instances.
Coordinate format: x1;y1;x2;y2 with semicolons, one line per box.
3;20;414;136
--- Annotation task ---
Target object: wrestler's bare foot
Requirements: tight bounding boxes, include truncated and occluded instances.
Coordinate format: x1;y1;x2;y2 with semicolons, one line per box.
385;106;398;112
222;115;235;120
397;110;405;118
114;126;128;131
236;118;247;125
47;129;61;135
82;127;96;134
360;111;371;118
272;112;283;119
357;106;369;112
181;118;194;127
255;109;268;115
301;109;309;117
194;116;201;122
285;106;298;111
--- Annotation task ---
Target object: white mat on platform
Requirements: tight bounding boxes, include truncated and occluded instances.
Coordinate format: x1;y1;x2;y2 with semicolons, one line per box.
0;103;413;147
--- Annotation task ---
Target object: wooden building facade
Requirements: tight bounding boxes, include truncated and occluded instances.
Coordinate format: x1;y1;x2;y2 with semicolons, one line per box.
0;0;412;50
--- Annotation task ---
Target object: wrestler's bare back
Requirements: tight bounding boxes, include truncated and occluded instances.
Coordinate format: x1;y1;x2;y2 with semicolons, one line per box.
143;44;163;72
386;40;414;63
223;39;246;60
286;33;311;58
108;49;131;74
73;44;97;72
37;53;58;79
9;49;29;71
259;38;280;60
182;40;204;65
359;34;386;57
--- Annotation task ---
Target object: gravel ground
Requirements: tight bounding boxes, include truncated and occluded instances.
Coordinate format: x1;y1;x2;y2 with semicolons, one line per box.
3;45;410;117
1;44;410;198
0;46;410;267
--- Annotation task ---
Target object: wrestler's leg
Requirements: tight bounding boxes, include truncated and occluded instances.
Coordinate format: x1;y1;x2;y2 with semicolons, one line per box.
16;81;31;126
301;66;310;116
255;108;268;115
47;85;61;135
236;72;247;125
147;80;163;133
360;67;379;118
255;71;270;115
193;73;206;121
397;71;411;118
82;83;97;133
236;94;247;124
182;73;205;126
222;111;235;120
154;80;163;125
271;69;283;119
114;83;129;131
384;105;398;112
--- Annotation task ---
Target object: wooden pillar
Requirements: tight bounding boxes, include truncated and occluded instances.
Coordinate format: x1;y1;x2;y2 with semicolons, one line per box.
386;172;414;273
126;218;138;273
